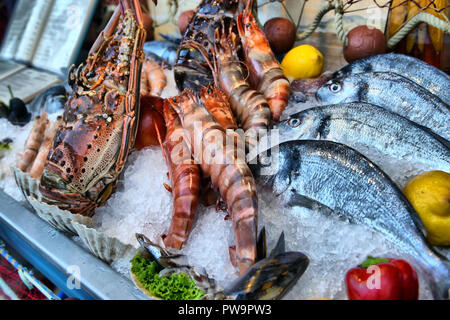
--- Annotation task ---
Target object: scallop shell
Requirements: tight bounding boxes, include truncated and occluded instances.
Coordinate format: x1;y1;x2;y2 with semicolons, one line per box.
27;197;95;234
12;166;41;203
72;221;138;263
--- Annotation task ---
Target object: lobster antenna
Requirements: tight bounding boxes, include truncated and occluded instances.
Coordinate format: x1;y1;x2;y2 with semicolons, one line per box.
245;0;253;12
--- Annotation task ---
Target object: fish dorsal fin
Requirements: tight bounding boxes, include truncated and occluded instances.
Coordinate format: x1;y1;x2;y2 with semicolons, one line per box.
269;232;285;258
256;227;267;261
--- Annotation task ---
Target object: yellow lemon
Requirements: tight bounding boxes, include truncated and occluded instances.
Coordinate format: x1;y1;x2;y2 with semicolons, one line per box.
403;170;450;246
281;44;324;80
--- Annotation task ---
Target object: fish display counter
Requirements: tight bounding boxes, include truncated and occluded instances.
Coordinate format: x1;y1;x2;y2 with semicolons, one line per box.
0;0;449;301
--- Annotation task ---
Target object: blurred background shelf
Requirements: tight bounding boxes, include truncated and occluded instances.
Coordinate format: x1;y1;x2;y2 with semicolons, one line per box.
0;190;148;300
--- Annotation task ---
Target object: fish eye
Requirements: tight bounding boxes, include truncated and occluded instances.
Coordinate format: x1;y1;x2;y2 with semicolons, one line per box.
329;83;341;93
288;118;301;128
260;155;271;166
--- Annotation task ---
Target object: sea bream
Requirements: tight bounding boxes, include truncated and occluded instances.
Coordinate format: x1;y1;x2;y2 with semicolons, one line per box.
316;72;450;140
273;103;450;184
252;140;450;300
334;53;450;104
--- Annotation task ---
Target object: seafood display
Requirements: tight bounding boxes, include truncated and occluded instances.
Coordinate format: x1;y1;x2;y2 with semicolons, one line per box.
1;0;450;302
39;0;146;216
198;22;271;147
175;0;288;147
252;140;449;300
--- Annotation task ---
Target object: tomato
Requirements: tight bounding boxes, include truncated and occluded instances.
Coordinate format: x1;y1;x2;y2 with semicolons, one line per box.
135;95;166;150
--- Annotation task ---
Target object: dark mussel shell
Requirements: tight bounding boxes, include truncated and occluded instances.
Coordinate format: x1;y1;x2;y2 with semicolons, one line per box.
224;231;309;300
224;251;309;300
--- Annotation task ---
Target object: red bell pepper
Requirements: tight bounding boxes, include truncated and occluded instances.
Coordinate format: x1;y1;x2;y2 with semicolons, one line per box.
345;256;419;300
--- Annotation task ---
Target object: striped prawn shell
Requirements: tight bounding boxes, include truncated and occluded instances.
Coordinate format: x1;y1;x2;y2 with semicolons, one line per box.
168;90;258;274
161;101;201;250
237;10;290;122
200;85;238;130
212;22;271;145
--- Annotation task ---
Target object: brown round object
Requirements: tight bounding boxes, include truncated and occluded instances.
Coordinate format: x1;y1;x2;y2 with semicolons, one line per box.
142;13;154;41
263;18;297;55
178;10;195;35
343;25;386;63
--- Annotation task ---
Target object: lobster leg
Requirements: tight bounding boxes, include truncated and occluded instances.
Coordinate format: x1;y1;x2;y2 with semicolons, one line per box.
116;0;146;170
121;0;145;25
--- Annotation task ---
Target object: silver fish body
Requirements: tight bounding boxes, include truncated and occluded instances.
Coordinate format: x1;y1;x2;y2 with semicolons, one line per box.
252;140;450;299
276;103;450;178
334;53;450;104
316;72;450;140
143;41;178;66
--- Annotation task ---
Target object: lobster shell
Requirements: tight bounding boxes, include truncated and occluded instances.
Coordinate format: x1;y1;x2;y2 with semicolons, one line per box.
39;0;146;216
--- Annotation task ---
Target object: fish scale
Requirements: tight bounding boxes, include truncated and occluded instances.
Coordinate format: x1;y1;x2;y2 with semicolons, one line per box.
252;140;450;300
275;103;450;178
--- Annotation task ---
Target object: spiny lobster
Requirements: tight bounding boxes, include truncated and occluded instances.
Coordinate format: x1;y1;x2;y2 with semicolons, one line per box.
39;0;146;216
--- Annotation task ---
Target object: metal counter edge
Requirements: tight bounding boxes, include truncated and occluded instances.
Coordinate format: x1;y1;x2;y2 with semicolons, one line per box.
0;190;149;300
